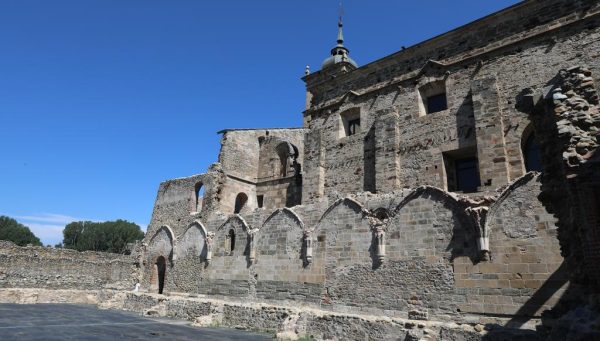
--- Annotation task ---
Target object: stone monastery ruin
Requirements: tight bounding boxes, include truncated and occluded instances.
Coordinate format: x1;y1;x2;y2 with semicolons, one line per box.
2;1;600;339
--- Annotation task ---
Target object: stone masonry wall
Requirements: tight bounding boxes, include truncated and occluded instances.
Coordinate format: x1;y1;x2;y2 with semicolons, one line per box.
301;0;600;200
137;1;600;336
142;173;570;322
0;241;135;290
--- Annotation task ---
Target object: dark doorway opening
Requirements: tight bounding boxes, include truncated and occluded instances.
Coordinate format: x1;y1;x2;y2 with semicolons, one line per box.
234;193;248;214
155;256;166;294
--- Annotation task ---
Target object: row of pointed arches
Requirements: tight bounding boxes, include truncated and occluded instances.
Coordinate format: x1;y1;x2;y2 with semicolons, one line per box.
146;172;545;296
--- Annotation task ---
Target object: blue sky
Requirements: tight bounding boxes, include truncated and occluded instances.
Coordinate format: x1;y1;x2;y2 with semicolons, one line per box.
0;0;521;246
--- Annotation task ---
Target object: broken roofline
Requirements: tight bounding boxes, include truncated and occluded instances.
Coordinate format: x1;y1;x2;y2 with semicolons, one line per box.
217;127;305;134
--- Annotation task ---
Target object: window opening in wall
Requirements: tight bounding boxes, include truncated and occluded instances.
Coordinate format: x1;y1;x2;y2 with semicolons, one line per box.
455;158;480;193
257;195;264;208
418;80;448;116
194;183;204;213
444;147;481;193
276;143;289;177
234;193;248;214
523;132;542;172
228;229;236;252
426;93;448;114
340;108;361;138
348;118;360;136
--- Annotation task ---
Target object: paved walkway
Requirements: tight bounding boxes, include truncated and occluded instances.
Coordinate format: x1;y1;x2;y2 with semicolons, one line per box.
0;304;272;340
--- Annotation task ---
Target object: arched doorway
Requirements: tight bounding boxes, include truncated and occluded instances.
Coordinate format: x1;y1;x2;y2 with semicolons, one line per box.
150;256;167;294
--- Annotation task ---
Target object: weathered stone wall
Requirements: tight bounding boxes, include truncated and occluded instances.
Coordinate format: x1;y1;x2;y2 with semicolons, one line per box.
112;292;540;341
302;0;600;200
218;129;306;183
135;1;600;337
455;174;567;316
215;128;306;213
0;241;135;290
142;173;569;322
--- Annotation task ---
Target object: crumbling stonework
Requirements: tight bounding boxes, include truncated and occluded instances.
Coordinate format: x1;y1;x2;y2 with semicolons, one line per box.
2;1;600;340
132;1;600;338
0;241;136;290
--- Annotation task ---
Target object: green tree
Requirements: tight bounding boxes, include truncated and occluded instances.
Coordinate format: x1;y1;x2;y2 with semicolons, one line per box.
62;219;144;254
63;221;86;249
0;216;42;246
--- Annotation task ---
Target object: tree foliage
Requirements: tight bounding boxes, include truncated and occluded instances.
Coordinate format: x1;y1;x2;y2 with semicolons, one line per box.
0;216;42;246
62;219;144;254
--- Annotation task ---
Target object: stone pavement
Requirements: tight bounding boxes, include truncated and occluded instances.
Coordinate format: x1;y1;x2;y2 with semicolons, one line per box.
0;304;272;341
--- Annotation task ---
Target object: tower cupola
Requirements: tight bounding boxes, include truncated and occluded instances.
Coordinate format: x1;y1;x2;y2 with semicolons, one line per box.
321;12;358;70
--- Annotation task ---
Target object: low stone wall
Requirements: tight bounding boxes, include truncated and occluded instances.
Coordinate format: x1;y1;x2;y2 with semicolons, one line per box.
0;288;542;340
110;293;540;340
0;241;136;290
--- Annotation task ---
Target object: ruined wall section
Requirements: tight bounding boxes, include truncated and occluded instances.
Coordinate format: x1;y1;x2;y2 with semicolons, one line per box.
196;215;252;297
147;167;224;241
254;208;322;301
142;174;567;320
0;241;135;290
218;129;306;182
217;128;306;213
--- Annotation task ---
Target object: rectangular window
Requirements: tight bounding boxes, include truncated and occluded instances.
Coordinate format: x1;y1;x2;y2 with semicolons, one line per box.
426;93;448;114
257;195;264;208
348;118;360;136
455;158;480;193
444;147;481;193
339;108;361;138
418;80;448;116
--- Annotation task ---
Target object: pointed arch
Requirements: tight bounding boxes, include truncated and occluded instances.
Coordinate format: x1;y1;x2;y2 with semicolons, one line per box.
388;186;473;260
485;172;540;239
147;224;176;266
393;186;462;215
149;225;176;247
176;220;209;259
184;219;208;238
318;197;366;224
257;207;304;262
263;207;304;230
218;214;251;233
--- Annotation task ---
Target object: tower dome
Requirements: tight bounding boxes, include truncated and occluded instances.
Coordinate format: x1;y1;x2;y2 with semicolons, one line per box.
321;15;358;70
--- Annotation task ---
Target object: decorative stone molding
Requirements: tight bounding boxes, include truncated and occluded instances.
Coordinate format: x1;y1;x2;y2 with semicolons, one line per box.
303;230;313;265
374;226;386;263
205;232;215;263
247;229;259;263
465;206;490;261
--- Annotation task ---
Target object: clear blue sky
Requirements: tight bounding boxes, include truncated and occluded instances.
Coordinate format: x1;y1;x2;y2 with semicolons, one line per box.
0;0;521;245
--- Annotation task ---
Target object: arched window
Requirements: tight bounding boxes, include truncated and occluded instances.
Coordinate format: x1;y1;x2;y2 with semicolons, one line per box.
194;182;204;212
276;143;290;177
523;131;542;172
234;193;248;214
228;229;236;252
